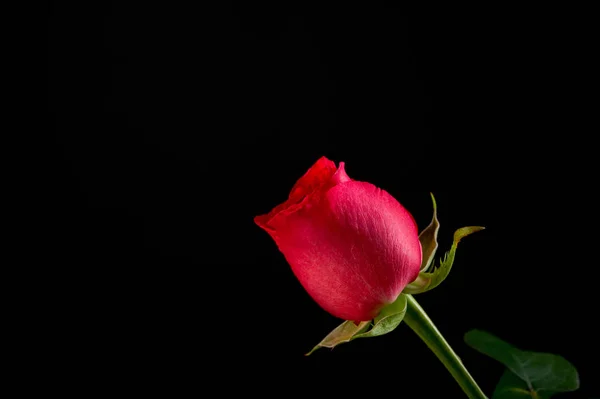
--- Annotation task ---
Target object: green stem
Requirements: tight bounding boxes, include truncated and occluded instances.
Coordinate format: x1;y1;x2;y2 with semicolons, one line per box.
403;294;488;399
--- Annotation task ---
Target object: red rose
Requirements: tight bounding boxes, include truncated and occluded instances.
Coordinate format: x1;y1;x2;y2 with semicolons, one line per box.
255;157;422;321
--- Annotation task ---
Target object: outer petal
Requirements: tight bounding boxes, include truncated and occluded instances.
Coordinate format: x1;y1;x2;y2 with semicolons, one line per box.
254;156;337;234
271;180;422;321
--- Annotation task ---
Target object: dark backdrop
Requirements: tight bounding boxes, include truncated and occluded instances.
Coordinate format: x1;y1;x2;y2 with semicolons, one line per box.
48;4;597;397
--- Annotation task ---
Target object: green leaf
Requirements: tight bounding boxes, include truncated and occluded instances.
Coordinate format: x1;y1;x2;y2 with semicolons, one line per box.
306;294;409;355
403;226;484;294
418;193;440;272
492;369;536;399
465;329;579;398
493;369;559;399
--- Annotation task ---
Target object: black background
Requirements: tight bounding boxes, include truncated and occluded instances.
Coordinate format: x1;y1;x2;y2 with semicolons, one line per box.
48;3;597;397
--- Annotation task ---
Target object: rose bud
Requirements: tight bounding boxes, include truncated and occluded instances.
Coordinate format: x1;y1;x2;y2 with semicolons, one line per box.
255;157;422;321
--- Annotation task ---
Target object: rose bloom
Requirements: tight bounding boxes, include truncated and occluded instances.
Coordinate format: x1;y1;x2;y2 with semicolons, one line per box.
255;157;422;321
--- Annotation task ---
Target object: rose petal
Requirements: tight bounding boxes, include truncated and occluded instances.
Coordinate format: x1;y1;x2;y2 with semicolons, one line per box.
254;156;337;233
271;180;421;321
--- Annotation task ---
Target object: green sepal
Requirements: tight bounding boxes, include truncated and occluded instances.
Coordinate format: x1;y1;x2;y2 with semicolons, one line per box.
465;329;580;398
403;226;484;294
304;320;370;356
306;294;408;356
353;293;408;339
418;193;440;272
